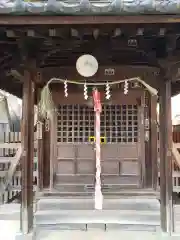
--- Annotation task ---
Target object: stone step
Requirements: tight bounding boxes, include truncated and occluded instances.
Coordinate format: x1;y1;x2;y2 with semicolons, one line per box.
36;188;160;199
55;174;94;184
35;223;159;232
53;184;139;193
35;193;160;232
35;209;160;227
55;174;139;185
37;197;160;211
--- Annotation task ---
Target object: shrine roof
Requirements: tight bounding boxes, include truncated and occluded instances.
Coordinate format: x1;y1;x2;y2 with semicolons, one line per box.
0;0;180;16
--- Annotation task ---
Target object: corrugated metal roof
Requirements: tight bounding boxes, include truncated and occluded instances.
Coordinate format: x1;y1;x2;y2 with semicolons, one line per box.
0;93;9;124
0;90;21;131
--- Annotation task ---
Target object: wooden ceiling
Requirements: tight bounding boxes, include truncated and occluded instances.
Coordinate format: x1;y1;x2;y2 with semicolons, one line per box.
0;23;180;97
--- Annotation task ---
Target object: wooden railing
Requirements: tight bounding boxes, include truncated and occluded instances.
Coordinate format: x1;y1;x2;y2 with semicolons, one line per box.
172;132;180;192
0;132;38;203
172;142;180;193
157;136;180;193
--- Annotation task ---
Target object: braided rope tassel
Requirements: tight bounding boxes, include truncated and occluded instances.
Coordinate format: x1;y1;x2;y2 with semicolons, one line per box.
124;80;129;95
64;80;68;97
105;82;111;100
84;82;88;100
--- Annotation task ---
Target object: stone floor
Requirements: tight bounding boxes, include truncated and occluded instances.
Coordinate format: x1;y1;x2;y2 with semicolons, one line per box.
33;230;180;240
0;203;180;240
1;218;180;240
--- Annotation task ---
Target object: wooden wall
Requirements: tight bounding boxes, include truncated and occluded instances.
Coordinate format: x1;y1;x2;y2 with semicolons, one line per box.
173;131;180;143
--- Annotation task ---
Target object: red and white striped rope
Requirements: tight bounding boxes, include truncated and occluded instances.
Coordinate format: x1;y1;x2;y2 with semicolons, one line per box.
95;110;103;209
92;88;103;210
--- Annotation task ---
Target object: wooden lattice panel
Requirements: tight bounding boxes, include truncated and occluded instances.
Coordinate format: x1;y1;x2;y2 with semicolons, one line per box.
57;104;138;143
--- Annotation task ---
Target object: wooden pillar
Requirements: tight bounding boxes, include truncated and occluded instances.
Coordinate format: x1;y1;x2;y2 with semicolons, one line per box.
20;69;34;234
159;79;174;233
150;95;158;190
49;108;57;190
37;88;45;191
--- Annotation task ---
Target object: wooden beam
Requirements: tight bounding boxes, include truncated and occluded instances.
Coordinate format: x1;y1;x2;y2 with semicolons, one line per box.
0;143;21;149
159;79;174;233
52;88;144;105
20;69;34;234
7;69;23;82
1;15;180;25
40;65;160;90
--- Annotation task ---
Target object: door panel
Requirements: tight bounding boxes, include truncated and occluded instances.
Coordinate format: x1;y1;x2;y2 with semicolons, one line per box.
101;161;120;175
57;160;74;174
56;104;142;191
57;144;75;159
76;160;94;174
121;161;139;175
101;144;138;160
76;145;94;159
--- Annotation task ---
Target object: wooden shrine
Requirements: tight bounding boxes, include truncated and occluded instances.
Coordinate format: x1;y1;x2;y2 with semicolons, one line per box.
0;16;180;237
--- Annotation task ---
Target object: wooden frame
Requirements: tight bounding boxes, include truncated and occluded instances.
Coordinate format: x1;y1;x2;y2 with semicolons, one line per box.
53;88;146;189
0;15;180;25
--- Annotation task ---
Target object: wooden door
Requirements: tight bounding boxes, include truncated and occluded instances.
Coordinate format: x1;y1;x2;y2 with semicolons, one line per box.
55;104;143;192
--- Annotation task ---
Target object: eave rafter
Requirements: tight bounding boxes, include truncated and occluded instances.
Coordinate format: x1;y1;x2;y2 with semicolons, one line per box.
0;24;180;97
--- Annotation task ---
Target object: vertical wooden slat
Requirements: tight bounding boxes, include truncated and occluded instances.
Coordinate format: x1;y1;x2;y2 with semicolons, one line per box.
159;79;174;233
144;92;152;188
37;88;44;191
43;125;50;188
49;108;57;190
53;109;58;177
150;95;158;189
20;69;34;234
138;93;146;187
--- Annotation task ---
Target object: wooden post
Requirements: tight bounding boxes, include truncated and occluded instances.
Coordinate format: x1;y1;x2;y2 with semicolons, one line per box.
150;95;158;190
20;69;34;234
49;110;57;190
139;93;146;187
159;79;174;233
37;88;44;191
43;122;50;188
144;92;152;188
